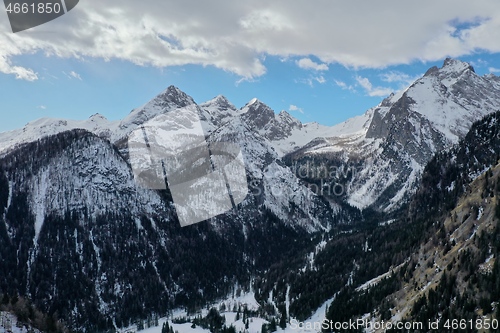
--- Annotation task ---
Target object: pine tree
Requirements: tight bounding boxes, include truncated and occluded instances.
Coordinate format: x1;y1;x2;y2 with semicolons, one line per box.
137;319;144;331
236;306;240;321
279;308;287;329
269;318;277;332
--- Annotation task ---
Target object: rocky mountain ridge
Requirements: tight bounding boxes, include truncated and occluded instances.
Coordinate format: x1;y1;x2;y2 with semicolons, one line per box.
3;59;498;214
287;58;500;211
1;58;500;331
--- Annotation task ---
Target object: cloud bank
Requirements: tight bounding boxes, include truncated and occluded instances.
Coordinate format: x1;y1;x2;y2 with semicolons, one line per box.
1;0;500;80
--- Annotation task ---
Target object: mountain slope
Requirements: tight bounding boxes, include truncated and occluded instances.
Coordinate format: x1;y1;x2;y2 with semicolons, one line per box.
0;127;339;331
287;58;500;212
1;58;500;332
4;59;498;213
320;111;500;330
0;86;197;156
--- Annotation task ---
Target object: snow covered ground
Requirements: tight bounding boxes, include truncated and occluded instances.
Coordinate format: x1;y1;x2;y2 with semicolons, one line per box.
0;311;41;333
119;289;335;333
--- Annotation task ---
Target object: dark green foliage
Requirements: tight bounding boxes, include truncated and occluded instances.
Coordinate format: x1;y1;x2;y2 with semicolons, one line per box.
2;107;500;333
326;273;400;325
496;200;500;220
278;306;287;329
0;167;8;217
315;111;500;325
192;308;226;333
269;318;277;332
161;322;169;333
0;130;323;331
410;111;500;224
256;208;425;322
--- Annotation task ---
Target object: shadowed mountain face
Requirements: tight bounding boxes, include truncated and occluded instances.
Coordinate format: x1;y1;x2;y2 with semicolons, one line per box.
287;58;500;212
322;111;500;326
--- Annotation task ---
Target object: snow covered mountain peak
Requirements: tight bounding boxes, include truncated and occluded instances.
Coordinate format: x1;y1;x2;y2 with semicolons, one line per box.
277;110;301;127
203;95;234;108
241;98;279;115
0;116;115;156
2;58;499;215
199;95;244;129
441;57;475;74
362;58;500;146
247;97;259;106
240;99;276;129
89;113;108;121
123;85;195;124
422;58;475;89
200;95;237;115
424;57;474;77
160;85;196;105
291;58;500;211
114;86;197;141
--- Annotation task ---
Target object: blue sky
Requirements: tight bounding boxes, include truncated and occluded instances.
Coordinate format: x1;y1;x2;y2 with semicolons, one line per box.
1;1;500;132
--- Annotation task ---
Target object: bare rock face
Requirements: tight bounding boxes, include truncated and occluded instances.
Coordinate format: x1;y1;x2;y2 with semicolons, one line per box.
288;58;500;211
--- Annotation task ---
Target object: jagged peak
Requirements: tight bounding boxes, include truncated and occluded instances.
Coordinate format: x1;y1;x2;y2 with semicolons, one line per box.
423;58;475;80
278;109;291;117
247;97;259;106
277;110;302;128
380;92;397;107
441;57;475;74
484;72;500;80
410;58;478;92
89;113;107;121
443;57;471;68
201;94;234;108
242;98;273;114
424;66;439;77
118;85;196;132
163;84;185;95
154;85;196;105
213;94;229;103
278;110;299;121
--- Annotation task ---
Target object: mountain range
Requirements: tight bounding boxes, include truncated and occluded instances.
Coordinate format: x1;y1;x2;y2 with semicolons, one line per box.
1;58;500;332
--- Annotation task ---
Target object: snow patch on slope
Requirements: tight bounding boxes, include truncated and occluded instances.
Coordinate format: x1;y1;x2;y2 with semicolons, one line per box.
0;115;115;155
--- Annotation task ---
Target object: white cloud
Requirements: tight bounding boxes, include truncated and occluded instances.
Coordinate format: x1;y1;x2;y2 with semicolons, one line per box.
296;58;328;71
380;71;412;84
489;67;500;73
1;0;500;80
314;75;326;84
37;105;47;110
297;75;326;87
379;71;421;91
0;55;37;81
470;58;489;67
335;80;347;88
335;79;355;91
63;70;82;80
69;71;82;80
356;76;393;97
289;104;303;113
